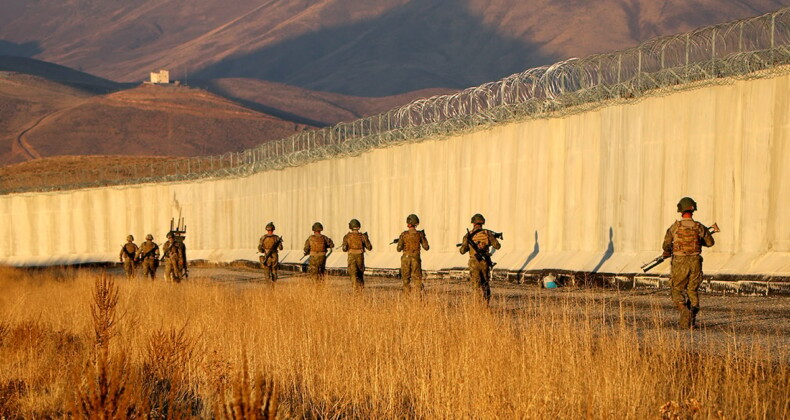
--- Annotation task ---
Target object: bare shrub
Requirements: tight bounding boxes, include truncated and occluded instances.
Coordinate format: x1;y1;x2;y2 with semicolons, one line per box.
142;325;201;417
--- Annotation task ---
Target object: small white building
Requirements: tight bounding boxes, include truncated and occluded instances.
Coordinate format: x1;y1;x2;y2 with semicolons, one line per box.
149;70;170;84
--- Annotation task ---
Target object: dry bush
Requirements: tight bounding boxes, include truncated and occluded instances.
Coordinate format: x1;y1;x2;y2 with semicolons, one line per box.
142;325;201;417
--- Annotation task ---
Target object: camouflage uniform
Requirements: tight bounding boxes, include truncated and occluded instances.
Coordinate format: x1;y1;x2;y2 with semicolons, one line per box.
459;215;501;303
661;197;715;328
342;220;373;291
662;218;715;328
304;223;334;283
161;234;184;283
136;234;160;280
119;235;139;278
396;219;430;293
258;223;283;283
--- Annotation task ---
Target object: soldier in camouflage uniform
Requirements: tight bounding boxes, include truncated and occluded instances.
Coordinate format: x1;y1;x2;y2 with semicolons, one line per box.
342;219;373;291
303;222;334;283
258;222;284;283
119;235;139;278
396;214;430;294
136;234;160;280
459;214;501;303
161;232;183;283
662;197;715;329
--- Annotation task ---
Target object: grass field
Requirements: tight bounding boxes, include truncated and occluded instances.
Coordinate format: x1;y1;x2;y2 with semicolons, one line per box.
0;266;787;419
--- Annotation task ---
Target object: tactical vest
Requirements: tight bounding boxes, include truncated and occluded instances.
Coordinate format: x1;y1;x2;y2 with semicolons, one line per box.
164;242;182;261
346;232;365;253
261;235;280;251
309;235;329;253
401;230;423;255
139;242;158;260
122;243;137;260
470;229;491;254
672;220;703;256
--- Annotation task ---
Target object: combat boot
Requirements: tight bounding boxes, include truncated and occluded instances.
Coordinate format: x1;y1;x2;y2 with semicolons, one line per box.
676;303;691;329
690;306;700;328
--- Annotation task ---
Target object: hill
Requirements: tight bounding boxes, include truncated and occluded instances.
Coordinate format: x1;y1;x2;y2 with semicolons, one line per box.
0;0;785;95
11;83;311;162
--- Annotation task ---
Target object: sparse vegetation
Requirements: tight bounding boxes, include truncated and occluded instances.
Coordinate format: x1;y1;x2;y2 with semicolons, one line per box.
0;267;786;418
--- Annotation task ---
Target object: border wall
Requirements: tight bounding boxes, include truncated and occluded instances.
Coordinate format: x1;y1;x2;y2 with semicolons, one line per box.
1;71;789;293
1;10;789;294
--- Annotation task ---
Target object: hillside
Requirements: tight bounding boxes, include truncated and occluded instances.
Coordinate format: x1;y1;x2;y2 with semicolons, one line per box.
0;0;785;95
14;84;310;160
198;78;456;126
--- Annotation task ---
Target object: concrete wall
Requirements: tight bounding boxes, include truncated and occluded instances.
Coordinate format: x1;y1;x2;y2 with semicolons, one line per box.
2;73;789;278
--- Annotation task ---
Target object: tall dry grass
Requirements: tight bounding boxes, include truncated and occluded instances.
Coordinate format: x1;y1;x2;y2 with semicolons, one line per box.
0;266;787;419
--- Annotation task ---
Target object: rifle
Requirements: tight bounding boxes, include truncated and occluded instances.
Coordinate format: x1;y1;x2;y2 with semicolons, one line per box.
390;238;400;245
260;236;284;264
641;223;720;272
139;244;159;261
462;228;496;268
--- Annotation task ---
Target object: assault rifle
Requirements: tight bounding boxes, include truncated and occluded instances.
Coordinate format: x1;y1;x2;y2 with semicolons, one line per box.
260;236;284;263
455;230;503;247
139;244;159;261
641;223;720;272
460;228;497;268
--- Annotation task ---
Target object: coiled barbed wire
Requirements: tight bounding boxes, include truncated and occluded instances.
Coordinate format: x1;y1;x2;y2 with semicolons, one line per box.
3;7;790;194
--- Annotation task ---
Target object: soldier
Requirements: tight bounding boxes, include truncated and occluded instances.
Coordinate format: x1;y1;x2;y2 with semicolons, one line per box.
662;197;715;329
174;234;188;279
303;222;334;283
341;219;373;291
395;214;430;294
136;234;160;280
119;235;139;278
459;214;501;303
161;232;183;283
258;222;284;283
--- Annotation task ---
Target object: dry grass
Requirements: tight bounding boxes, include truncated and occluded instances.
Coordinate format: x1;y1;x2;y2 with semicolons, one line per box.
0;266;787;419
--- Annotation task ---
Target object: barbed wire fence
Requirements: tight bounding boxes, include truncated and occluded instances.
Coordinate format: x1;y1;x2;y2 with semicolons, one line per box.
3;7;790;194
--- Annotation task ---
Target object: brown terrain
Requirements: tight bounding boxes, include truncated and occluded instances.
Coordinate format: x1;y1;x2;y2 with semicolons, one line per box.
0;0;785;95
0;0;786;182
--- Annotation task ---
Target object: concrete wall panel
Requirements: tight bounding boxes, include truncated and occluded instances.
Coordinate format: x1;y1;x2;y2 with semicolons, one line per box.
1;73;789;277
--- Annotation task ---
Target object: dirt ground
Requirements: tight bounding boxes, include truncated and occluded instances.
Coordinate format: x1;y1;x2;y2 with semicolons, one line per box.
99;264;790;359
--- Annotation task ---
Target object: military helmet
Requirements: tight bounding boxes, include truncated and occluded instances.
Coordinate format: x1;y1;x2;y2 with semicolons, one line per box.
470;213;486;224
145;234;153;240
312;222;323;232
266;222;275;231
677;197;697;213
349;218;361;229
406;214;420;226
127;234;134;242
166;231;174;239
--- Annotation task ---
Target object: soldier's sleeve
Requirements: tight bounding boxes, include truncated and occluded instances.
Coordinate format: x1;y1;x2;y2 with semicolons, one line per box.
364;233;372;251
119;246;124;261
488;230;501;250
341;234;349;252
396;232;405;252
662;225;674;256
304;238;311;255
278;236;284;251
420;231;430;251
700;223;715;247
154;244;160;258
327;236;335;249
459;235;469;254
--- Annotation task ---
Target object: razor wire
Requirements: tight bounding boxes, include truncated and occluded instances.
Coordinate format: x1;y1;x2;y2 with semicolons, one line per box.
3;7;790;194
